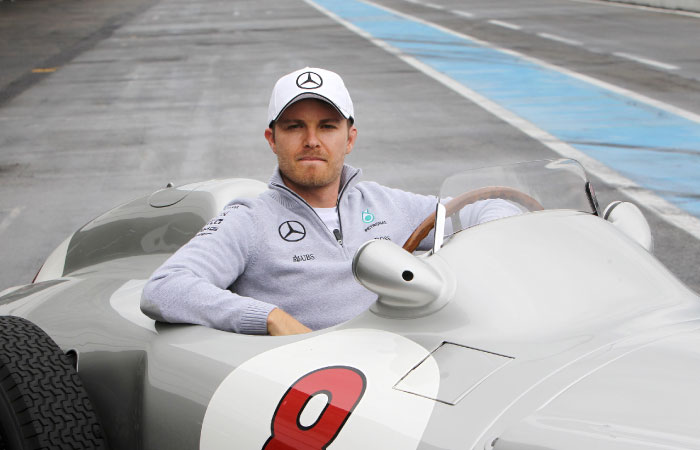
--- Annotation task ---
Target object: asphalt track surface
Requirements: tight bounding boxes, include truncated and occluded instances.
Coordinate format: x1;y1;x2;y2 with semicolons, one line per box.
0;0;699;294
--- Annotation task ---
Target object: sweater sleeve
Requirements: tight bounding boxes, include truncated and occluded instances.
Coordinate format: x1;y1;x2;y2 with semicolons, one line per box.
448;198;523;233
370;184;438;252
140;202;276;334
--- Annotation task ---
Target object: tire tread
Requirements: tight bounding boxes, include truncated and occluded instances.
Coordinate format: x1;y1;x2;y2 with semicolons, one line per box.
0;316;107;450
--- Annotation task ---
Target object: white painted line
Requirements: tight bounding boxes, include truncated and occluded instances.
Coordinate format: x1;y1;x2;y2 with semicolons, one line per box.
451;9;474;19
404;0;419;3
304;0;700;241
0;207;23;235
613;52;679;71
488;20;522;30
424;2;444;10
537;32;583;47
351;0;700;126
565;0;700;19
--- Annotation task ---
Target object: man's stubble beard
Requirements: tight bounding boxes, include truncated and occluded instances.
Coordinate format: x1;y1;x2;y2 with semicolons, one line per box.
279;158;344;189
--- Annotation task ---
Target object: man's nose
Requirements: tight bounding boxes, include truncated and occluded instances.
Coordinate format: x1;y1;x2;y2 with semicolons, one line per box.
303;127;320;148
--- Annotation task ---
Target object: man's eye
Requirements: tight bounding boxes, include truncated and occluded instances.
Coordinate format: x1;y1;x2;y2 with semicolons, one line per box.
321;124;338;129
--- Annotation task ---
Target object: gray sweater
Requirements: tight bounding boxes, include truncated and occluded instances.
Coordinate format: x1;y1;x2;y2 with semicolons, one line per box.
141;165;438;334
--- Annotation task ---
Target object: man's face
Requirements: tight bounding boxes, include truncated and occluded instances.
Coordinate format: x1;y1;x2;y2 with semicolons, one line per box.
265;99;357;192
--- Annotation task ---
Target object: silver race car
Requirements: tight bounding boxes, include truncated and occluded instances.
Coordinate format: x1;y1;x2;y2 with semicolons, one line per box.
1;159;698;450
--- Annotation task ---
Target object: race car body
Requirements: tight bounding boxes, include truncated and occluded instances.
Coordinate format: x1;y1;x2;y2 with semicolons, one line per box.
1;159;699;450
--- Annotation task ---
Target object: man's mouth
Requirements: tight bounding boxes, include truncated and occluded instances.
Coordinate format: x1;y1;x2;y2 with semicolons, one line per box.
297;156;327;162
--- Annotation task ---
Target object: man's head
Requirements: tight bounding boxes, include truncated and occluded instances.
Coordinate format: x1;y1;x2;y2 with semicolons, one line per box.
267;67;354;128
265;68;357;200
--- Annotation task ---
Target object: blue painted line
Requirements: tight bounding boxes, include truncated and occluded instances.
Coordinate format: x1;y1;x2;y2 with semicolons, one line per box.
314;0;700;218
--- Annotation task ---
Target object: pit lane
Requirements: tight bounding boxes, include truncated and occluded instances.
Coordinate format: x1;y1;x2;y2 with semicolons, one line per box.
1;0;699;293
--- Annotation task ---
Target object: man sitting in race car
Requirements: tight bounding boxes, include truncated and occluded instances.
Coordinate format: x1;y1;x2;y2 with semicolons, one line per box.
141;67;519;336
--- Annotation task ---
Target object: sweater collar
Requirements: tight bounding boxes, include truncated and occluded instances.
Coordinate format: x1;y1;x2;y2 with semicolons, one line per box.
268;164;362;206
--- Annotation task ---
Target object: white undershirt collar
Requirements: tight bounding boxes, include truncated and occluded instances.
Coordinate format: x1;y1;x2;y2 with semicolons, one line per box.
314;207;340;232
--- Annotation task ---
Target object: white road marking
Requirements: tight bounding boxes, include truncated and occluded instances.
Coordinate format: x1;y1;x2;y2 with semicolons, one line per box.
0;207;23;235
323;0;700;125
565;0;700;19
613;52;679;71
424;2;444;10
451;9;475;19
537;32;583;46
368;0;700;126
304;0;700;241
488;20;522;30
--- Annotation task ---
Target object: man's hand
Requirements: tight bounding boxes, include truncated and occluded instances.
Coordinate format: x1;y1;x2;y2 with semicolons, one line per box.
267;308;312;336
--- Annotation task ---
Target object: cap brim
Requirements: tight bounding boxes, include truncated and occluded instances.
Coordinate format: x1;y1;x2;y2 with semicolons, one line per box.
271;92;352;126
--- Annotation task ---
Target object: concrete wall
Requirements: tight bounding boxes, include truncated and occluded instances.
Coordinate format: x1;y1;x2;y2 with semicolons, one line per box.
607;0;700;13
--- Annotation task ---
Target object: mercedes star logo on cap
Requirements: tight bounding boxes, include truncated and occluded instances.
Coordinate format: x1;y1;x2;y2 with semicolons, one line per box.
296;71;323;90
279;221;307;242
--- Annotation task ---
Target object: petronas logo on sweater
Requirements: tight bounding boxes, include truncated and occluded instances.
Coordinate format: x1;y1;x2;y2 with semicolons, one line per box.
361;209;375;224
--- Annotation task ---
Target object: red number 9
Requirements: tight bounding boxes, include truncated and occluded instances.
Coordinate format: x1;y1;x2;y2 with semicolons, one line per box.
263;366;367;450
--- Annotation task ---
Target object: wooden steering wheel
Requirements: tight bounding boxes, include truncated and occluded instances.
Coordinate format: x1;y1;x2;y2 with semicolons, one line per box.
402;186;544;252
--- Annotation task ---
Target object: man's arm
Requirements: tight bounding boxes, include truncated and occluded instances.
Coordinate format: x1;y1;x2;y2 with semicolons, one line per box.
141;203;282;335
266;308;312;336
450;198;522;229
386;186;521;252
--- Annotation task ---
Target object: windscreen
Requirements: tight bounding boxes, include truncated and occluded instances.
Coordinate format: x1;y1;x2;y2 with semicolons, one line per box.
438;159;598;240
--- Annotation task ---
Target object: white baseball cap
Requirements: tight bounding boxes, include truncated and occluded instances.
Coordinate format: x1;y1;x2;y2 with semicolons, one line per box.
267;67;354;126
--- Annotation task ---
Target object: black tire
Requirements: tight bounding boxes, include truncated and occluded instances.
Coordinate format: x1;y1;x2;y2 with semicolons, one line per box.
0;316;108;450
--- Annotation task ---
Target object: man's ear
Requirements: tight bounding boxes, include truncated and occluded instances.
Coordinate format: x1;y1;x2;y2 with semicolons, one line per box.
346;125;358;155
264;127;276;154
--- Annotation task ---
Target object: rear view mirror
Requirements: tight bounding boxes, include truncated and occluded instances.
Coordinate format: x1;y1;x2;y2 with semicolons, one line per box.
352;239;454;319
603;201;653;252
